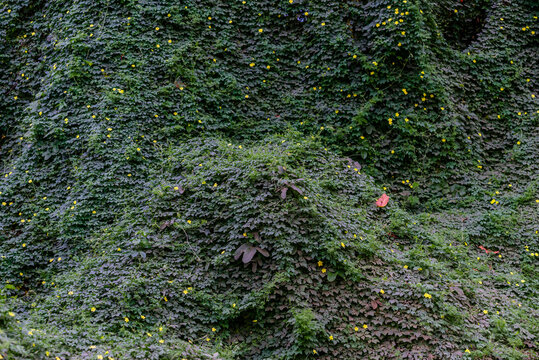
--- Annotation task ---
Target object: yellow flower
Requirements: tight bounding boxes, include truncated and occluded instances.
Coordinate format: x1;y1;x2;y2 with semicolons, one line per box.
363;324;368;329
8;312;15;317
124;317;129;322
317;261;323;267
321;268;326;273
354;326;358;331
91;307;96;312
329;335;333;340
159;339;164;343
258;28;263;33
424;293;432;299
380;289;385;294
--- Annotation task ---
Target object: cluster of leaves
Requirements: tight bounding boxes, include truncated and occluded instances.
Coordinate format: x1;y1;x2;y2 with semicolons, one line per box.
16;137;379;356
1;0;536;196
0;136;536;359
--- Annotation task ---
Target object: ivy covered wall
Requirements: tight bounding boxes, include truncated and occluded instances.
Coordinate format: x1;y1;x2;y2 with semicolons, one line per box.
0;0;537;359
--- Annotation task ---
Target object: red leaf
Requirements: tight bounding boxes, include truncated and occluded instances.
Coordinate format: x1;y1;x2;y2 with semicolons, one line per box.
376;194;389;207
479;245;500;254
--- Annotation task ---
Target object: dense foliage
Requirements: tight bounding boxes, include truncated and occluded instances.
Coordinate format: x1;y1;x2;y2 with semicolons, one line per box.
0;0;537;359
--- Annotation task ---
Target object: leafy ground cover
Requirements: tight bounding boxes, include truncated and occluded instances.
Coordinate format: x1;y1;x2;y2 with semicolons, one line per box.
0;0;537;359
